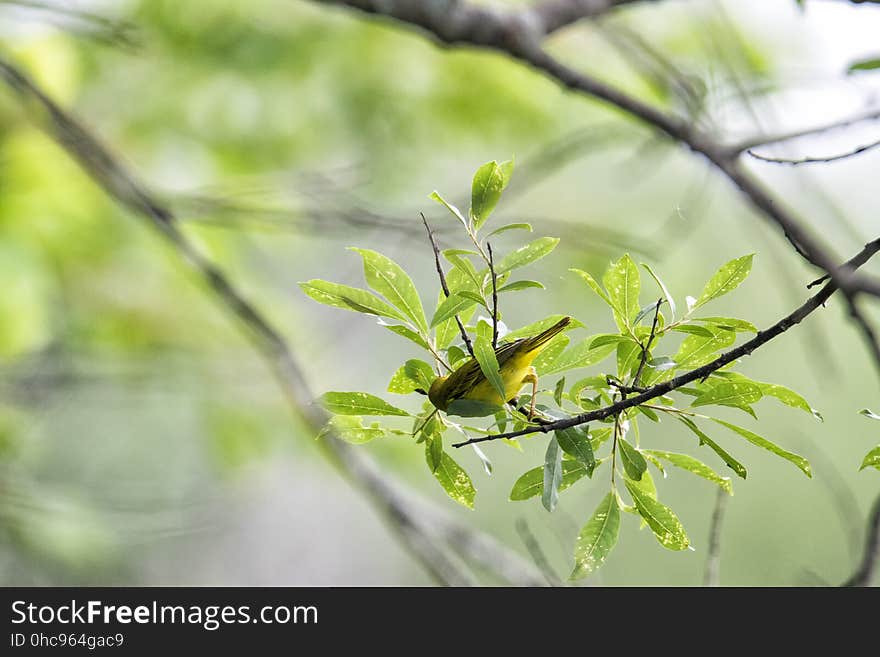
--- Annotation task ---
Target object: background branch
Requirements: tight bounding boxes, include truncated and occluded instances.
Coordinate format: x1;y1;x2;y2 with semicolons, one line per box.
842;491;880;587
0;56;545;587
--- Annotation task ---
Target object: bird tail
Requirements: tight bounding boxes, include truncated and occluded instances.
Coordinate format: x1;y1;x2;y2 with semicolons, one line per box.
520;316;572;354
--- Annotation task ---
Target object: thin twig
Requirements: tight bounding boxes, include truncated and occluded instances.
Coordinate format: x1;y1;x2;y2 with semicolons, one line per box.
842;491;880;587
421;212;475;359
747;138;880;166
703;487;728;587
487;241;499;350
451;237;880;448
630;298;663;391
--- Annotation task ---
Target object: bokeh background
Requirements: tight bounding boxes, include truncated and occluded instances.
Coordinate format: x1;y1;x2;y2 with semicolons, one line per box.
1;0;879;586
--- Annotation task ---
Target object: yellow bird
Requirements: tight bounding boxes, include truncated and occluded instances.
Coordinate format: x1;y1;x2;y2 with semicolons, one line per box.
428;316;572;420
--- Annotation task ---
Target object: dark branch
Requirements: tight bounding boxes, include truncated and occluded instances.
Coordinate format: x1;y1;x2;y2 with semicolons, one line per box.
421;212;475;359
487;241;499;350
842;491;880;587
452;238;880;447
748;138;880;166
703;488;729;587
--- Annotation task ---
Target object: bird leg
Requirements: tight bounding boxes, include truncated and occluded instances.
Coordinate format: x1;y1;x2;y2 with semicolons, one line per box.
523;367;538;421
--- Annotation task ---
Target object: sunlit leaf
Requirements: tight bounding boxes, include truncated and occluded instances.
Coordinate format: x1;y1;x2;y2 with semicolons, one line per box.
504;315;582;341
350;248;427;333
642;263;676;321
532;334;570;376
556;426;595;470
542;340;615;376
694;254;754;309
318;391;411;416
860;445;880;471
859;408;880;421
695;316;758;333
542;436;563;512
570;268;615;310
497;280;545;293
300;280;407;321
589;334;632;349
673;326;736;369
603;254;640;331
446;398;504;417
624;478;690;551
383;323;430;350
554;377;566;407
645;450;733;494
470;159;513;230
570;492;620;579
509;461;590;500
428;447;476;509
485;222;532;238
710;418;811;478
430;190;468;230
619;437;647;481
497;237;559;274
670;324;715;338
848;57;880;74
677;416;747;479
431;293;478;328
388;359;436;394
692;381;763;417
318;416;387;444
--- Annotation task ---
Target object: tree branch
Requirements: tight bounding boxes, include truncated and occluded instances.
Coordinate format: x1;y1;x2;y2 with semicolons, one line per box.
452;237;880;447
421;212;476;359
0;56;546;587
842;491;880;587
747;137;880;166
703;487;728;587
487;241;499;349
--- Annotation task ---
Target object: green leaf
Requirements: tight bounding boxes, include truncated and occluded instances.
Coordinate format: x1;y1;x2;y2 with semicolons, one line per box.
443;251;482;292
542;436;563;512
694;254;754;309
504;315;582;341
695;316;758;333
603;254;640;331
497;280;545;293
670;324;715;338
617;339;642;380
317;392;411;417
430;293;477;328
486;222;532;239
859;408;880;421
673;326;736;369
553;377;566;408
430;191;468;230
541;341;616;376
618;438;647;481
624;478;690;551
677;416;747;479
645;450;733;494
570;268;615;309
556;426;596;470
426;433;443;472
383;323;429;350
710;418;811;478
428;448;476;509
497;237;559;274
446;398;504;417
570;492;620;579
532;335;571;376
860;445;880;471
350;248;427;333
691;381;763;417
388;359;436;394
470;159;513;230
447;345;469;366
458;290;488;308
318;416;387;444
642;263;676;321
473;323;507;402
300;280;407;321
714;372;818;419
509;461;590;501
589;334;632;349
847;57;880;74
